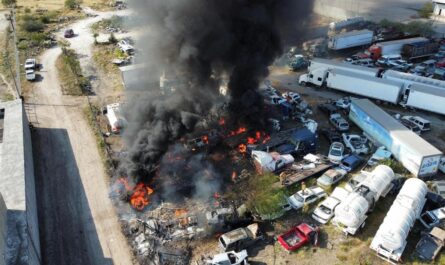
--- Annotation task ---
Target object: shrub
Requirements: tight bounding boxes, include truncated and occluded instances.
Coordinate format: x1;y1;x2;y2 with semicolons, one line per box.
65;0;80;10
22;19;44;32
418;2;433;18
1;0;16;7
24;8;31;13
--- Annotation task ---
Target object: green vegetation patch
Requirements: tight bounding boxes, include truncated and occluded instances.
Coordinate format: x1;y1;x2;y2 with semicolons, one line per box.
379;19;434;37
57;48;89;95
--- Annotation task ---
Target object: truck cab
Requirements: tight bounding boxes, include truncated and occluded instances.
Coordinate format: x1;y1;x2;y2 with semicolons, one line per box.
299;68;327;86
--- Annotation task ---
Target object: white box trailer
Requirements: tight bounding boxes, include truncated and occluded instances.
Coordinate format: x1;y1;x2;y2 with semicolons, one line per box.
349;99;443;177
333;165;395;235
328;30;374;50
325;69;403;104
307;58;379;77
381;70;445;90
405;84;445;116
370;178;428;263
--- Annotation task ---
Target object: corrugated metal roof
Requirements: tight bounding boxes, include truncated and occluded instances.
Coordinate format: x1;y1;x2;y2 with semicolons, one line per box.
351;99;442;156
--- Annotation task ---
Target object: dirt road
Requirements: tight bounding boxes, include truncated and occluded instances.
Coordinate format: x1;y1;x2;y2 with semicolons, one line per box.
28;11;133;265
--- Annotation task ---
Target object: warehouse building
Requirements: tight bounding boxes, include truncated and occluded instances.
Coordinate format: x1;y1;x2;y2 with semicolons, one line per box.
0;100;40;265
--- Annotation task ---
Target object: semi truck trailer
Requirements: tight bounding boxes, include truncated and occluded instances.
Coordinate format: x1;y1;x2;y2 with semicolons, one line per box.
328;30;374;50
368;37;428;60
404;84;445;116
370;178;428;263
349;99;443;178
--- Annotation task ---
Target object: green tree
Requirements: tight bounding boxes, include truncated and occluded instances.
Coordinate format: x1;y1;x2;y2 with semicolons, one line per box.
418;2;433;18
65;0;79;10
1;0;16;7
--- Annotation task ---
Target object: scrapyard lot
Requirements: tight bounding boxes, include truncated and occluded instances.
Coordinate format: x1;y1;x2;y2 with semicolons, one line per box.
86;11;445;265
100;61;445;265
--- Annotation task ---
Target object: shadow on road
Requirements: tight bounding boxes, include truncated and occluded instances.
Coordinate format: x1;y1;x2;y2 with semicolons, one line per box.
32;128;113;265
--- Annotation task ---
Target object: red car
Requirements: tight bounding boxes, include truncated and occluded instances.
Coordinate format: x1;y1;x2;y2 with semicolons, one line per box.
436;59;445;68
277;223;319;251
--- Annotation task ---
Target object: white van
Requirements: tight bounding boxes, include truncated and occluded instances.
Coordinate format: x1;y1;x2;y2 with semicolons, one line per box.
377;54;402;66
402;116;431;131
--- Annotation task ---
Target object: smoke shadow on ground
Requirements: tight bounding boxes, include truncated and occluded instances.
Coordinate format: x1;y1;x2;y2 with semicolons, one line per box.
32;128;113;265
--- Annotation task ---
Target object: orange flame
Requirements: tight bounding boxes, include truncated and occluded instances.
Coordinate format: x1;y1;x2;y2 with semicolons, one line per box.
219;118;226;126
175;209;188;217
116;178;154;211
201;135;209;144
238;144;247;153
231;171;237;182
130;183;154;211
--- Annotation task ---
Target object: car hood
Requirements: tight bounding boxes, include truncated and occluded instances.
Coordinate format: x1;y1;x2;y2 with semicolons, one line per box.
287;195;303;209
313;207;333;222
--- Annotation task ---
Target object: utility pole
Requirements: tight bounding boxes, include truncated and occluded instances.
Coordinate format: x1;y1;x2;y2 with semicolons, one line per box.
5;9;21;98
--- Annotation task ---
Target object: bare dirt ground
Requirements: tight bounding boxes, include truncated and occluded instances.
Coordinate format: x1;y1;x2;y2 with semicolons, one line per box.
27;10;133;265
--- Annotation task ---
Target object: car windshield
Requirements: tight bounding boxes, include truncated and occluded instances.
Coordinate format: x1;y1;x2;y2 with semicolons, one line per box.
319;175;333;184
340;123;348;128
319;205;332;215
330;149;342;156
292;194;304;202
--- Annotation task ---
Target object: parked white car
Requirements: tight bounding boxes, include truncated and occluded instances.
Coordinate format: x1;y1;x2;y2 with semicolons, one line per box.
287;186;327;210
334;97;351;109
317;167;348;188
206;250;249;265
342;133;369;155
282;91;301;104
328;142;344;164
367;146;392;166
25;69;36;81
402;116;431;132
117;39;135;54
25;58;36;70
329;113;349;131
312;187;349;224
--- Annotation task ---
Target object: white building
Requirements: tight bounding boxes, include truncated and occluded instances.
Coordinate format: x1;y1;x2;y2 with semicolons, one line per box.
433;0;445;16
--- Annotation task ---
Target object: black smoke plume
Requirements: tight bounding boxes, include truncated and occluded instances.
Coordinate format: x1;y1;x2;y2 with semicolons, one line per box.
120;0;313;186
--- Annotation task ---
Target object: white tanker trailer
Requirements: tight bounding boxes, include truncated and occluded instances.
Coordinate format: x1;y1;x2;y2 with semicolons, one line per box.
333;165;395;235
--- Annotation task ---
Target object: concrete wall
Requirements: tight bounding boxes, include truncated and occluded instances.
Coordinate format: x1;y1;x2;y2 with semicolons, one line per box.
0;100;40;265
0;194;6;265
22;104;41;264
314;0;426;22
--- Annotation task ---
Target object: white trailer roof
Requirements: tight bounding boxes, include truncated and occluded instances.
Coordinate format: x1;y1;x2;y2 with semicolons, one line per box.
332;29;373;38
410;83;445;97
310;58;380;76
332;69;402;86
377;37;428;47
383;70;445;89
351;99;442;157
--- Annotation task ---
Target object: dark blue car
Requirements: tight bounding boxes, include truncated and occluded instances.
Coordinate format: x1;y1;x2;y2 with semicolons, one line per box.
340;154;363;172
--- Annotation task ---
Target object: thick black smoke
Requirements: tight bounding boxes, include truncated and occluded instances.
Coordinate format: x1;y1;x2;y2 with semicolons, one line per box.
120;0;314;184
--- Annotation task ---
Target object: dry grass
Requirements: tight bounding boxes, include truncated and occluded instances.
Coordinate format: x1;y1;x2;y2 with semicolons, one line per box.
56;52;83;95
92;43;124;92
10;0;112;11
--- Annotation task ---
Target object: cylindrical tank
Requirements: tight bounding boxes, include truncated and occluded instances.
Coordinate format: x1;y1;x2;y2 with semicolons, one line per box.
334;192;369;228
360;165;395;200
370;178;427;257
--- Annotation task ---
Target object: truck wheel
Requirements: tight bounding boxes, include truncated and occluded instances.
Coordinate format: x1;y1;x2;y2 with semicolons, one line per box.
300;81;306;86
